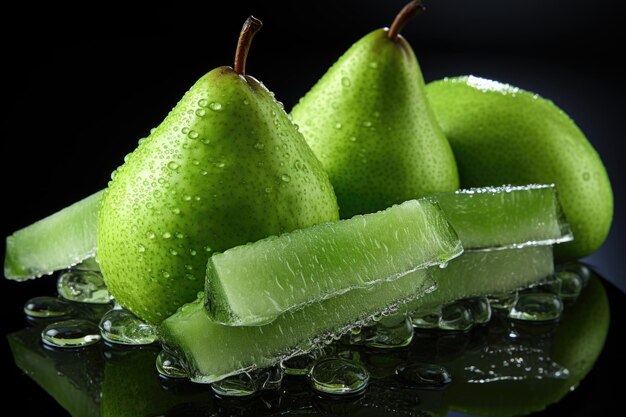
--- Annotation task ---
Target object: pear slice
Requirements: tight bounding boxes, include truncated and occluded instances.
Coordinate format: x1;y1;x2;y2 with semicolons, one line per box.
5;191;103;280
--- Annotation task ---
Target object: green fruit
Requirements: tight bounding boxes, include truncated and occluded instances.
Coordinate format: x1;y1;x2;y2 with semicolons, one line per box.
206;199;461;326
291;2;458;218
5;190;102;280
97;17;339;323
427;75;613;260
161;185;567;382
161;269;434;383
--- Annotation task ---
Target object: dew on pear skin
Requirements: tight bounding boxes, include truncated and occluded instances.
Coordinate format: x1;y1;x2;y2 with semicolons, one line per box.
175;232;184;239
368;61;379;69
362;121;372;127
204;245;212;252
138;244;146;253
147;231;156;239
254;142;265;150
189;249;197;256
341;77;351;87
195;109;206;117
162;271;171;279
265;187;273;194
188;130;199;139
198;98;208;107
334;122;342;129
171;207;181;215
582;172;590;181
209;102;223;111
201;138;211;145
181;127;190;134
167;161;180;171
162;232;172;239
281;174;291;182
169;249;178;256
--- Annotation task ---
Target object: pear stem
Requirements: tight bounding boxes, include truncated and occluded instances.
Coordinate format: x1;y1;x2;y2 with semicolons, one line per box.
234;16;263;75
387;0;425;40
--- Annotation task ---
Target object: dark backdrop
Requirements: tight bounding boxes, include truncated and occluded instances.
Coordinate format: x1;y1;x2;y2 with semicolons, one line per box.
0;1;624;414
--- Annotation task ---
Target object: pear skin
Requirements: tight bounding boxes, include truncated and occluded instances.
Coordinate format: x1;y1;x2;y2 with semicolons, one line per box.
98;18;339;323
291;2;459;218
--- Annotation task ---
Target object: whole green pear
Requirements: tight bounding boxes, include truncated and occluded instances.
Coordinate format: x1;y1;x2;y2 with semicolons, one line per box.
426;76;613;260
291;1;459;218
97;17;339;323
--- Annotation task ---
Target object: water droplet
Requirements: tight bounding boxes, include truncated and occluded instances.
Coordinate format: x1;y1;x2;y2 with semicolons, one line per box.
395;363;452;389
110;170;117;180
137;137;146;145
175;232;184;239
217;162;225;168
439;301;474;331
281;353;319;376
184;264;193;271
556;262;591;287
556;271;583;300
137;244;146;253
169;249;178;256
349;136;357;142
147;231;156;239
57;270;111;304
189;249;197;256
362;314;413;348
281;174;291;182
334;122;342;129
411;307;441;329
167;161;180;171
265;187;273;194
201;138;211;145
200;170;208;176
185;274;197;281
183;195;192;202
162;232;172;239
488;291;519;311
362;121;372;127
198;99;208;107
181;127;190;134
254;142;265;150
582;172;590;181
188;130;199;139
171;207;181;215
41;319;101;349
212;367;283;397
24;296;72;318
243;99;249;105
209;102;223;111
368;61;379;69
156;350;187;378
99;308;157;345
463;297;492;324
162;271;171;279
195;109;206;117
309;357;369;395
341;77;351;87
204;245;212;253
509;293;563;322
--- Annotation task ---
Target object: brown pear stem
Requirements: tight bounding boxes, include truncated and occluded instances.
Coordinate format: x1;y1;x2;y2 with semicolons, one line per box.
387;1;425;40
234;16;263;75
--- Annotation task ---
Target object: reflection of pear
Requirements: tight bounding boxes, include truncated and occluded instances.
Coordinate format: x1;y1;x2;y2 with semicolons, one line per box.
446;277;609;416
8;327;103;417
101;349;208;417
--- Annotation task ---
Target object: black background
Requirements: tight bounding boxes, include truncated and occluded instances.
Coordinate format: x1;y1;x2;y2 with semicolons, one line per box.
1;1;624;415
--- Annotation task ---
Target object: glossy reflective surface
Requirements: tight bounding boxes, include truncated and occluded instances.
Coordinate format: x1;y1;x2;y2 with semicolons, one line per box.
4;270;621;416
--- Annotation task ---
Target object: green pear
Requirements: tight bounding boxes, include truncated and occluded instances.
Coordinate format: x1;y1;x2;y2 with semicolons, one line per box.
426;76;613;260
97;17;339;323
291;1;459;218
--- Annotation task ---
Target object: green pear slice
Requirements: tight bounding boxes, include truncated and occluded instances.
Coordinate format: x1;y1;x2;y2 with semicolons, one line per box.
162;268;435;383
5;191;103;280
205;199;462;326
161;185;571;382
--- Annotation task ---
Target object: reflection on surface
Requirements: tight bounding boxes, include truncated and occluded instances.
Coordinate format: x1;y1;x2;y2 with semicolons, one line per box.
8;277;609;417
